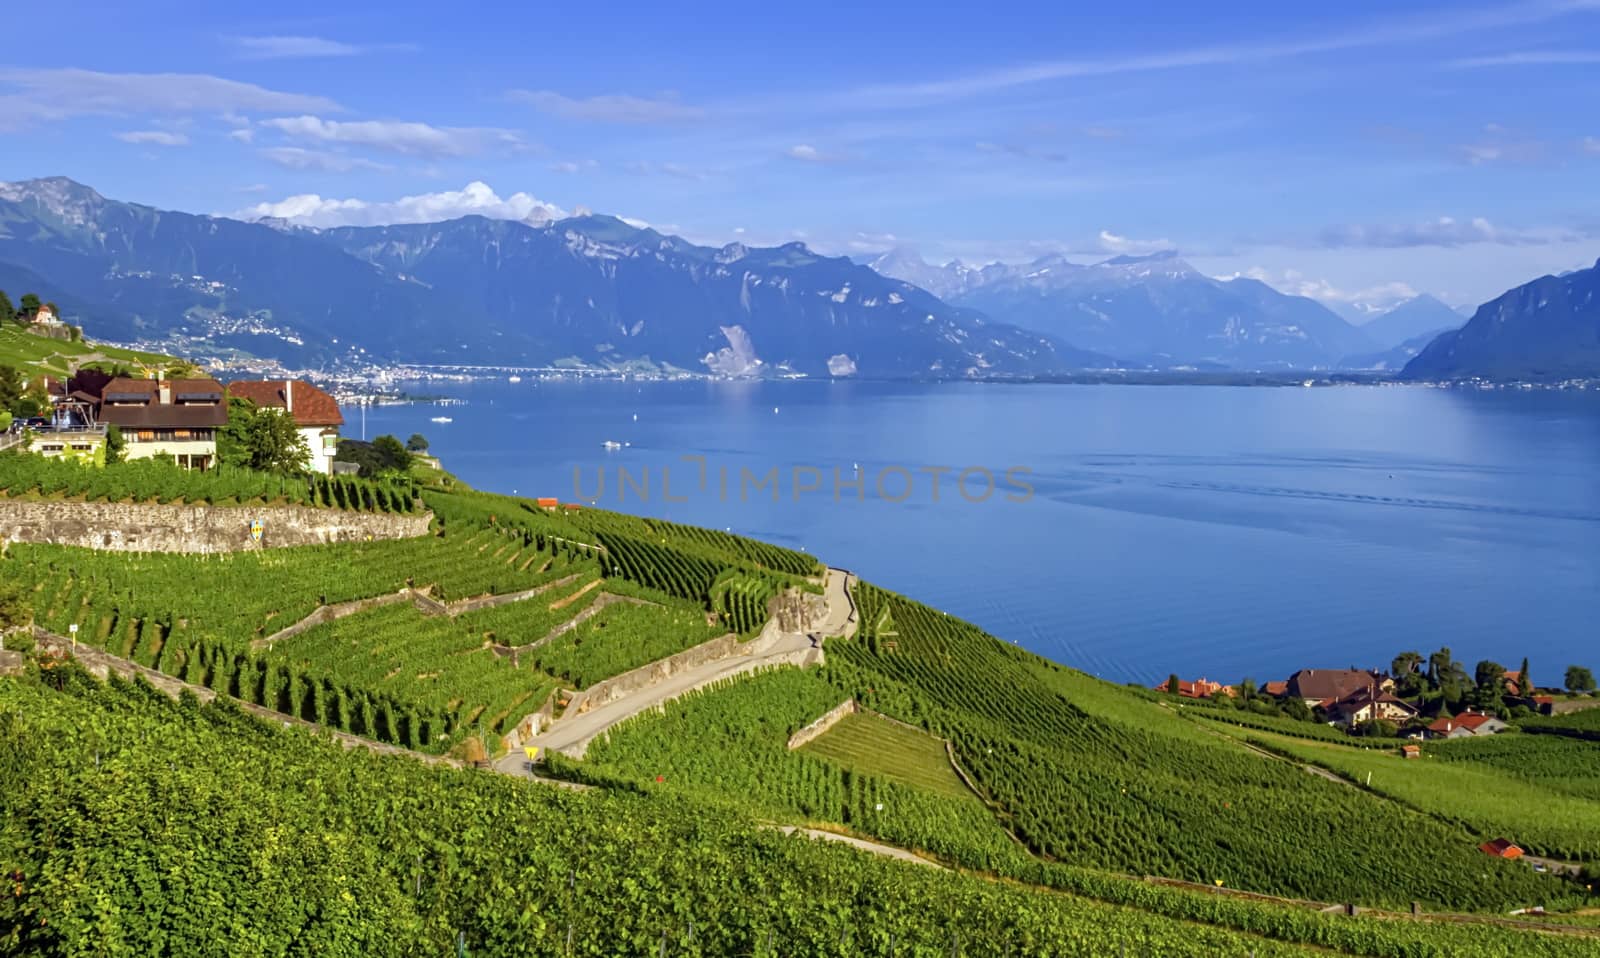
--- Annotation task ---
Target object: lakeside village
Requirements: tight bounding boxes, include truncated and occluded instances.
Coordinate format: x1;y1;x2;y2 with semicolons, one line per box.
1158;658;1599;740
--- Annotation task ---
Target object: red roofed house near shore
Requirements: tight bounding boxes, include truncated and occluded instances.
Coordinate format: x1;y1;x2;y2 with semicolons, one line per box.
1479;838;1524;859
1425;711;1508;740
226;380;345;475
1153;676;1235;699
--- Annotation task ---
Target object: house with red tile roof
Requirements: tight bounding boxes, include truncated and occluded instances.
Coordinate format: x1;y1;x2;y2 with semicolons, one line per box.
1478;838;1523;859
1425;711;1507;739
226;380;345;474
1152;676;1235;699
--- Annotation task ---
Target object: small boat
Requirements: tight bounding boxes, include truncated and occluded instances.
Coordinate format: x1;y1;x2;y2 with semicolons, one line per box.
508;375;523;383
602;440;622;450
430;416;453;424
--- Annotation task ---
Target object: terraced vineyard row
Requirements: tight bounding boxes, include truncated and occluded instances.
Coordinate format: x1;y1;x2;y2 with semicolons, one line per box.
268;602;564;740
827;585;1571;911
529;599;723;689
9;665;1436;958
575;666;1023;871
0;452;416;511
565;509;820;576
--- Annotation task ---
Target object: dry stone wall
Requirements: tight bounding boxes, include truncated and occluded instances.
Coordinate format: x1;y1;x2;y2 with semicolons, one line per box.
0;499;430;553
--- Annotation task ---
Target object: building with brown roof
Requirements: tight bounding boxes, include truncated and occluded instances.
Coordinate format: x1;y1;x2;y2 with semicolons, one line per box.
1286;668;1393;707
226;380;345;474
97;376;227;469
1324;686;1419;728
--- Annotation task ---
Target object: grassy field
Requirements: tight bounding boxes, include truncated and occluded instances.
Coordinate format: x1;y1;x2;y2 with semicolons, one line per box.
802;710;976;801
0;324;182;377
1234;727;1600;860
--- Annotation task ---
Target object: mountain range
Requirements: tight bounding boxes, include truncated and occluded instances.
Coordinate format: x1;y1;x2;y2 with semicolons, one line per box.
0;177;1091;378
1;177;1591;381
870;248;1376;369
1402;259;1600;381
1351;294;1463;351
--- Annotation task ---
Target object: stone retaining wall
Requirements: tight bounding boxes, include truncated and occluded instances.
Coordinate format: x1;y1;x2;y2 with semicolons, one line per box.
0;499;430;553
566;632;743;716
786;698;859;750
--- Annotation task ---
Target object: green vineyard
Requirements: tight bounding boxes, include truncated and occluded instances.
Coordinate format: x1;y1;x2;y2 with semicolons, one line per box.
0;452;417;512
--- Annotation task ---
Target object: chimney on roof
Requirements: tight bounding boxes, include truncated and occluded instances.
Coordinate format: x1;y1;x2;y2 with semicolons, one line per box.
285;380;293;414
158;381;171;405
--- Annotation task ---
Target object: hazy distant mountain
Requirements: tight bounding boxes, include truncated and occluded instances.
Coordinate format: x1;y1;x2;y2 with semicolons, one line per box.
1403;259;1600;381
875;248;1374;369
0;177;1101;377
1356;294;1463;350
1339;329;1450;371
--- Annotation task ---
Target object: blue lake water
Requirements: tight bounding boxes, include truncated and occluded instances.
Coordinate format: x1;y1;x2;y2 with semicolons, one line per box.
357;380;1600;688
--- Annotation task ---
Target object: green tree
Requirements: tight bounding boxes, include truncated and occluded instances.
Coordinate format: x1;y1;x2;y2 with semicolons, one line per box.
371;434;412;473
1517;656;1531;696
218;397;310;474
245;407;311;475
405;432;429;452
1392;651;1424;696
18;293;41;320
0;578;30;633
1236;677;1257;703
1473;660;1506;694
1165;674;1180;695
217;397;258;469
104;423;126;464
0;290;13;325
1566;665;1597;695
0;366;19;413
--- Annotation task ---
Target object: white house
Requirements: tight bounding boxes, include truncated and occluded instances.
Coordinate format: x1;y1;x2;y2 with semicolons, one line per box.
225;380;345;474
96;376;227;469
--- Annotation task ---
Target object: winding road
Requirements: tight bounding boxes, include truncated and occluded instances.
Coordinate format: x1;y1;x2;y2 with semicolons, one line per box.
501;567;857;765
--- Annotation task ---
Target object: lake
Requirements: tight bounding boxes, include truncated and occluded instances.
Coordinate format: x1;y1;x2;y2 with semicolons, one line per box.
356;380;1600;688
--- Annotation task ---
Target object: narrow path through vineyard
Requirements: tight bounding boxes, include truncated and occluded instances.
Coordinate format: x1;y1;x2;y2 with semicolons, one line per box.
508;567;857;761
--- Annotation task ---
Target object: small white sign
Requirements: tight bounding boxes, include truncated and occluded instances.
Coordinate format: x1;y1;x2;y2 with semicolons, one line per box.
68;624;78;634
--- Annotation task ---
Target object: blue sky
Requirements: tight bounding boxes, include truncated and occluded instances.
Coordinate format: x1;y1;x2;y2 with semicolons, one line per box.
4;0;1600;310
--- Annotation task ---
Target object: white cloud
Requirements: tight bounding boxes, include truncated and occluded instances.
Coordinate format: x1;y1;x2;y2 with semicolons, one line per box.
1584;136;1600;155
785;144;849;164
1315;216;1562;249
259;147;390;173
228;128;254;144
232;36;363;59
1098;230;1173;255
1229;267;1418;309
233;181;566;228
622;161;709;180
0;68;340;129
549;159;597;174
1447;49;1600;68
259;114;525;157
838;3;1596;108
975;140;1068;163
114;130;188;146
507;90;703;124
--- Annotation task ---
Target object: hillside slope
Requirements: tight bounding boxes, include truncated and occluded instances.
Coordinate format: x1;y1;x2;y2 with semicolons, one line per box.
1403;259;1600;381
